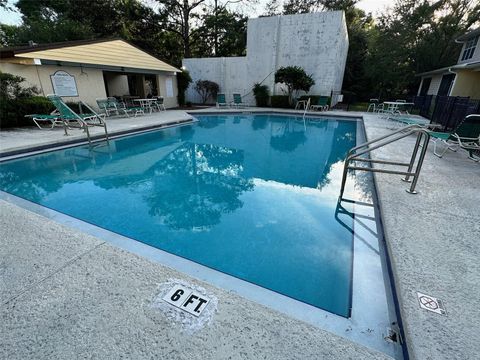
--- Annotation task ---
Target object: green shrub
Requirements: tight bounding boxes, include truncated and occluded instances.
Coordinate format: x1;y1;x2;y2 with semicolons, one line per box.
194;79;219;104
252;83;269;107
177;70;192;106
270;95;291;108
65;101;81;114
0;96;55;128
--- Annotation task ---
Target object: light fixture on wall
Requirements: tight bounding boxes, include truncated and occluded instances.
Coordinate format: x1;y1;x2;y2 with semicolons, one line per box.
80;65;88;77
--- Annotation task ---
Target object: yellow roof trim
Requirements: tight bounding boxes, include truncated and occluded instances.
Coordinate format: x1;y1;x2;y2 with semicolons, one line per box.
15;39;180;72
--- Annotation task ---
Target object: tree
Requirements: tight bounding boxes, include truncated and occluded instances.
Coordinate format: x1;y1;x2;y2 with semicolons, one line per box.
193;8;247;57
2;0;169;65
0;72;38;100
177;70;193;105
263;0;281;16
194;79;220;104
156;0;207;59
274;66;315;104
366;0;480;99
156;0;254;59
283;0;321;14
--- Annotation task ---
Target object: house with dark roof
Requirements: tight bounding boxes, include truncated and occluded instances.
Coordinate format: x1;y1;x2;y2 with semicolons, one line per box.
416;28;480;99
0;38;181;108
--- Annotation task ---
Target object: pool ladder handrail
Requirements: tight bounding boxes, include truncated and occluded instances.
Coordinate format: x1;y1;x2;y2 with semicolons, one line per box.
339;124;431;198
78;101;110;145
302;98;311;119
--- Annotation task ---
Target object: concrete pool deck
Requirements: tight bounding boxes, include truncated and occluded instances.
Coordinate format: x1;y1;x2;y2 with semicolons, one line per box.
1;108;479;359
0;110;194;157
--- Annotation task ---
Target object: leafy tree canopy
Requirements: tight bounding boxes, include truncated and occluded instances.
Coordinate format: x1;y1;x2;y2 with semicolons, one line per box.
274;66;315;103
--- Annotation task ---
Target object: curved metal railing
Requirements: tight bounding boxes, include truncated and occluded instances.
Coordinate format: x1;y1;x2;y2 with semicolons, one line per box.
339;124;431;198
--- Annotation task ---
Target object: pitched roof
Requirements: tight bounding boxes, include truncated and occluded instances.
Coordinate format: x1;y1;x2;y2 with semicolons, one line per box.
0;38;180;73
456;28;480;42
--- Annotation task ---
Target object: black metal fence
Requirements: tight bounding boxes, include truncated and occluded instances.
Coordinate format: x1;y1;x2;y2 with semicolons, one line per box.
413;95;480;131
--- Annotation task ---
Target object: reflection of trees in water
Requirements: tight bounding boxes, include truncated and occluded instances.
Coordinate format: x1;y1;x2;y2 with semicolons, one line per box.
316;122;356;190
146;142;254;231
197;116;226;128
0;152;79;202
251;116;268;130
350;169;374;203
269;119;307;152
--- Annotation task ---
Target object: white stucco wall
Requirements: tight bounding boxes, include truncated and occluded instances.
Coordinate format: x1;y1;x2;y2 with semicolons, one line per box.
158;73;179;108
1;62;179;109
427;74;443;95
183;11;349;105
0;62;107;107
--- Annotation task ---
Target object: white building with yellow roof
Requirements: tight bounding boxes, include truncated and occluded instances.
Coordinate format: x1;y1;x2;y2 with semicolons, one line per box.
0;38;181;108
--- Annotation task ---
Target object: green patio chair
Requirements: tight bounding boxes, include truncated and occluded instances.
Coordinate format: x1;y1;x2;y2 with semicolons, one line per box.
47;95;109;140
96;98;119;116
25;112;63;129
97;97;144;117
216;93;228;108
153;96;166;111
310;96;329;111
232;93;247;108
429;114;480;161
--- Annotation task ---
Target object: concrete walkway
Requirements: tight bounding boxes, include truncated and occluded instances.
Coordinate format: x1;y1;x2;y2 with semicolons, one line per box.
1;109;479;359
0;110;193;157
359;114;480;360
0;200;389;360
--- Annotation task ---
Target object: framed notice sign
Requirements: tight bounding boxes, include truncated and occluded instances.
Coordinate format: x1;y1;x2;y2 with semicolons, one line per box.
166;77;174;97
50;71;78;96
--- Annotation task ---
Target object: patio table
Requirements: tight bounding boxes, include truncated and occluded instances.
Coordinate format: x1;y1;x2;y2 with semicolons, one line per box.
383;101;414;115
133;98;158;114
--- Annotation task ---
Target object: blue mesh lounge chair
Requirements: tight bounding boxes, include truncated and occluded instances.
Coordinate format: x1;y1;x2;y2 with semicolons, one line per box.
310;96;329;111
216;94;228;108
25;112;63;129
47;95;109;141
96;97;144;117
232;93;247;108
429;114;480;161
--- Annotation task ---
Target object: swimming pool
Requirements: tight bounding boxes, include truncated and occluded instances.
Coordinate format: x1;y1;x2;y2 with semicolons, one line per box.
1;114;361;317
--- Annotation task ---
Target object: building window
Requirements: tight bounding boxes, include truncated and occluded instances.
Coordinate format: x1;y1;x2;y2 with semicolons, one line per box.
420;77;431;95
438;74;455;96
461;35;478;61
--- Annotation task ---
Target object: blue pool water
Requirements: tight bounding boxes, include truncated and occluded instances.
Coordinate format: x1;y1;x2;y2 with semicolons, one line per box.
0;114;359;317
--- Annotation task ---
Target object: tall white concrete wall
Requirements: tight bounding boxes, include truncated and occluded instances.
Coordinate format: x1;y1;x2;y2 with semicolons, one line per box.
184;57;248;104
183;11;349;105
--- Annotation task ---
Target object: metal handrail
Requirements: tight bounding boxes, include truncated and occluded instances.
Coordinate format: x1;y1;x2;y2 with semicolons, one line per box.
78;101;110;144
302;98;311;119
339;124;431;198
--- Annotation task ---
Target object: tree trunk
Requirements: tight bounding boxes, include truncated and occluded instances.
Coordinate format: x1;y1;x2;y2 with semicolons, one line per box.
214;0;218;56
183;0;191;58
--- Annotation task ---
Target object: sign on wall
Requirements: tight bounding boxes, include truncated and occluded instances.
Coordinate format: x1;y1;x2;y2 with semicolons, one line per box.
166;77;174;98
50;71;78;97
